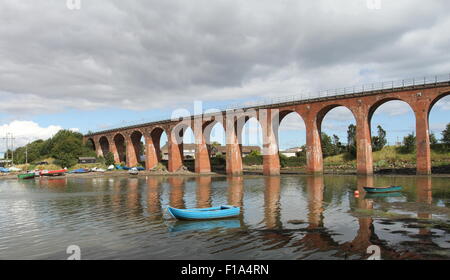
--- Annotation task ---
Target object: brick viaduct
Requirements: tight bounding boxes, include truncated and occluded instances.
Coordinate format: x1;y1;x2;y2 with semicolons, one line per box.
83;80;450;176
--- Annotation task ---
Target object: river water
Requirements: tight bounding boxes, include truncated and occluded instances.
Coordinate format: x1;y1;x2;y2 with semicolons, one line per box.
0;175;449;260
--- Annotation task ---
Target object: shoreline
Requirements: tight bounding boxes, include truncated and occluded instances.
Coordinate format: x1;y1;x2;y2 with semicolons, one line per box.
1;168;450;180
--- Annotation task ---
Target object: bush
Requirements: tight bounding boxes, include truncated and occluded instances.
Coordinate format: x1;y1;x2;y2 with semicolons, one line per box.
211;156;226;166
399;133;416;154
243;153;263;166
282;156;306;167
279;153;288;168
101;152;114;166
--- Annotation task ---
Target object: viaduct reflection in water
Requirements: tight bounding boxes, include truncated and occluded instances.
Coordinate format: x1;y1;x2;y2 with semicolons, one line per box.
27;174;450;259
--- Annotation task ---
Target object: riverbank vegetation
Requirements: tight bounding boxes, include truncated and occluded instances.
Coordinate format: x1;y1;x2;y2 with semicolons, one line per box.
6;130;97;168
4;123;450;173
239;123;450;173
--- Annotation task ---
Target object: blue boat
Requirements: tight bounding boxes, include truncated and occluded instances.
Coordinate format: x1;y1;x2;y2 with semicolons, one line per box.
365;192;403;198
168;219;241;232
69;168;89;174
167;205;240;220
136;167;145;171
363;186;403;193
0;167;9;173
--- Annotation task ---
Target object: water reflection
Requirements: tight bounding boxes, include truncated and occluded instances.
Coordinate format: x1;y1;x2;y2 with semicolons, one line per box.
127;178;139;213
196;177;212;208
37;176;67;188
264;177;281;229
168;219;242;233
306;176;324;229
146;177;162;219
0;174;449;260
168;177;185;209
227;177;244;207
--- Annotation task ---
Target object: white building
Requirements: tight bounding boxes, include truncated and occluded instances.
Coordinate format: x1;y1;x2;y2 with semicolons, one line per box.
280;147;303;158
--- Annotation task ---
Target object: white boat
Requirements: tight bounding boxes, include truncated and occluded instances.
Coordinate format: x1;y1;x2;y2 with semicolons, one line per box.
128;167;139;175
8;166;22;172
95;168;106;172
107;165;115;171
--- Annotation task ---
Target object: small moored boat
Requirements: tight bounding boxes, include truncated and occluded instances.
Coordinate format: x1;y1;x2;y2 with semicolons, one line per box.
167;205;240;220
128;167;139;175
69;168;89;174
168;219;241;232
17;173;35;180
0;167;9;173
363;186;403;193
41;169;66;176
365;192;402;198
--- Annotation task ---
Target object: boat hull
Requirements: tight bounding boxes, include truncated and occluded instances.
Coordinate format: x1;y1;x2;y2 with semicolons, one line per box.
41;169;66;176
18;173;35;179
363;186;403;193
168;219;241;232
167;205;240;220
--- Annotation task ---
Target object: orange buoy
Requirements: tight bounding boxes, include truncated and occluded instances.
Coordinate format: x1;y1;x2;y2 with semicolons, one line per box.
354;190;360;197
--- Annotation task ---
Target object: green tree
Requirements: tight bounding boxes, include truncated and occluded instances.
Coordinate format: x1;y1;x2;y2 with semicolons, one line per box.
279;153;288;168
332;134;345;154
347;124;357;158
210;141;221;156
13;130;96;167
400;132;416;154
372;125;387;152
248;149;261;157
321;132;336;157
442;123;450;145
104;152;115;166
430;133;438;145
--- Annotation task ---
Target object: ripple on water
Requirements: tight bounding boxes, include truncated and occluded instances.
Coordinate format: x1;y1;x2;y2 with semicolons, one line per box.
0;175;449;259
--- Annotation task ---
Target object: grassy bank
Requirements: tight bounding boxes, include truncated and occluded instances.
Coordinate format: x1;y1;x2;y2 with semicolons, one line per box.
239;146;450;174
323;146;450;171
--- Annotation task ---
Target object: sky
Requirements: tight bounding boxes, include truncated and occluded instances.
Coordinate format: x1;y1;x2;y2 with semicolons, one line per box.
1;0;450;155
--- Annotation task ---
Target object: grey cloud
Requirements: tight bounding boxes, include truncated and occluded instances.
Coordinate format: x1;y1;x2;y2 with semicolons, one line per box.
1;0;450;117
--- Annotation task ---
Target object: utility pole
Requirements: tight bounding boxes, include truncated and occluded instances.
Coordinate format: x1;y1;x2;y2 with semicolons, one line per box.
5;133;9;160
11;135;15;165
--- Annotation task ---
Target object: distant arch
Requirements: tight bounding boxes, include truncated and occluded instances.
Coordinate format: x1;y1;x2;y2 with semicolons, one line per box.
130;130;144;165
276;110;306;162
99;136;110;156
113;133;126;163
370;99;416;167
149;126;168;163
86;137;96;151
318;105;357;165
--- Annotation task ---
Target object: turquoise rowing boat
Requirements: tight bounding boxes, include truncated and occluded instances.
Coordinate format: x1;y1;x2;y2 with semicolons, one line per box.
168;219;241;232
365;192;402;198
363;186;403;193
167;205;240;220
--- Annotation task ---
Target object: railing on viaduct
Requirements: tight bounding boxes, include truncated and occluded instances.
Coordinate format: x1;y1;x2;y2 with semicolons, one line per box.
84;74;450;176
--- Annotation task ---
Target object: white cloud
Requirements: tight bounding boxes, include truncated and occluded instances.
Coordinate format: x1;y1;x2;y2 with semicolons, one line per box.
434;95;450;111
0;121;65;149
323;107;356;122
372;100;414;116
279;113;305;131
